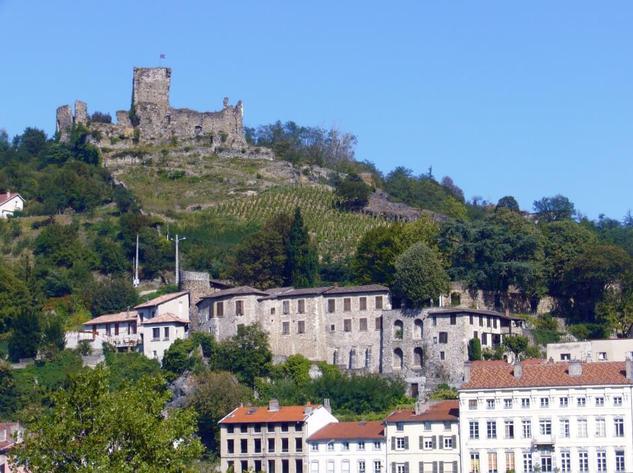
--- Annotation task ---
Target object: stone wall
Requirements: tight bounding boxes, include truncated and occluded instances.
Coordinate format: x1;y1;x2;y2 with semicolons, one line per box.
444;282;555;315
179;270;212;330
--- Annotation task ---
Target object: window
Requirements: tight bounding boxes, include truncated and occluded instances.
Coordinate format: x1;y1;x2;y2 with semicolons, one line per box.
375;296;383;309
423;422;431;431
359;461;366;473
152;327;160;340
578;451;589;472
559;396;568;407
216;301;224;317
597;450;607;472
440;351;445;360
297;299;305;314
450;314;456;325
469;399;478;410
327;442;334;451
493;318;498;329
281;423;288;432
327;461;335;473
106;324;112;336
615;417;625;437
327;299;335;313
413;347;423;367
522;453;532;473
311;461;319;473
439;332;448;344
560;352;571;360
240;438;248;453
469;421;479;439
282;300;290;315
470;452;480;473
481;333;488;345
479;316;483;327
423;437;433;449
486;399;495;409
614;395;623;406
443;436;453;448
268;438;275;452
504;420;514;439
342;441;350;450
503;398;512;409
560;451;571;472
359;297;367;311
487;452;498;473
486;421;497;439
282;322;290;335
595;396;605;406
396;422;404;432
240;424;247;433
375;317;382;330
295;438;302;452
598;351;607;360
616;450;625;472
359;318;368;331
395;437;407;450
343;298;351;311
521;420;531;438
374;461;382;473
358;441;365;450
267;423;274;432
344;319;352;332
505;452;515;472
281;438;288;453
596;417;606;437
540;397;549;408
487;316;491;328
414;319;423;339
540;454;552;473
235;300;244;316
227;439;234;454
521;398;530;408
559;419;569;438
432;316;437;326
374;441;381;449
297;320;305;334
254;438;261;452
577;418;587;438
577;396;586;407
163;327;170;340
330;324;336;332
254;424;261;432
539;419;551;435
114;323;119;335
469;314;474;324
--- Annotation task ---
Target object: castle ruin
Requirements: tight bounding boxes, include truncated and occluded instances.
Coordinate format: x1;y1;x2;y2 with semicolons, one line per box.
56;67;246;149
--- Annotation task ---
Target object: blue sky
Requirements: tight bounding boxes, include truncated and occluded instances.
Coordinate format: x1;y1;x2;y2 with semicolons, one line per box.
1;0;632;219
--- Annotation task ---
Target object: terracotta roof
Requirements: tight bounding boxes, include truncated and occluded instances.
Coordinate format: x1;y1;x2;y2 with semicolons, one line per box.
428;307;523;321
0;422;20;451
324;284;389;295
386;400;459;423
462;360;633;390
0;192;24;206
308;421;384;441
134;291;189;309
219;404;320;424
197;286;268;302
83;310;138;326
141;313;188;325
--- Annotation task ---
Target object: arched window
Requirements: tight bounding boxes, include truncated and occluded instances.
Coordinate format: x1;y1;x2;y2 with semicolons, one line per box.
349;349;356;370
393;320;404;340
451;292;461;306
393;348;404;370
333;350;338;365
414;319;423;339
413;347;424;368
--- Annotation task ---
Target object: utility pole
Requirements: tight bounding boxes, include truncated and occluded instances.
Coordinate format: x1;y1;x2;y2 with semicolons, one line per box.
133;233;140;288
169;234;186;288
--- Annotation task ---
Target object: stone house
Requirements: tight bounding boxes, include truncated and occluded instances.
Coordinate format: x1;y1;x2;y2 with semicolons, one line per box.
306;421;386;473
0;192;24;218
381;308;524;395
384;400;460;473
218;400;337;473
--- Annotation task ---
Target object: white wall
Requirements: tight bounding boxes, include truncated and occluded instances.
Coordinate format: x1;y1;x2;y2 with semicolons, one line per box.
0;196;23;218
141;322;187;361
308;440;385;473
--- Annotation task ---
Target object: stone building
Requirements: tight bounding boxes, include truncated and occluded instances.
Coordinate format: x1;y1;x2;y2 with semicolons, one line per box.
55;67;247;149
381;308;525;394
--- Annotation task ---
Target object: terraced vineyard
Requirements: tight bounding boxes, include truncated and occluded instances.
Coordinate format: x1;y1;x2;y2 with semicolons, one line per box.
199;185;389;259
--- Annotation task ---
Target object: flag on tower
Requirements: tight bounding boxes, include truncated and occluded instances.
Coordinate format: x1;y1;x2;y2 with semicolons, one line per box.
160;53;166;59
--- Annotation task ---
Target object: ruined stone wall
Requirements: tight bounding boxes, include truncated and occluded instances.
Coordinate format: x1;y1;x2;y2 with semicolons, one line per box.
444;282;555;315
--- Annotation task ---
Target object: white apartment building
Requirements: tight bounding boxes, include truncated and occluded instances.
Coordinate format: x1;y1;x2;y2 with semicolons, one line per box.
384;400;460;473
81;291;190;361
219;400;338;473
547;338;633;363
307;421;386;473
459;359;633;473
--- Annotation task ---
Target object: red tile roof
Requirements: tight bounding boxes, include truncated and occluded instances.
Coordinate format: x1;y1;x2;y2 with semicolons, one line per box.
83;310;138;326
462;360;633;390
0;192;23;206
308;421;384;441
220;405;320;424
134;291;189;309
141;313;188;325
386;400;459;423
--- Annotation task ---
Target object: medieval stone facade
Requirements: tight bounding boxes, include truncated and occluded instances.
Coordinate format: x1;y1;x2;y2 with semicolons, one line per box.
55;67;246;149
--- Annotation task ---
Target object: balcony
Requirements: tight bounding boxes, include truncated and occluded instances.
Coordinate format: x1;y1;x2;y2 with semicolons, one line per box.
532;434;555;447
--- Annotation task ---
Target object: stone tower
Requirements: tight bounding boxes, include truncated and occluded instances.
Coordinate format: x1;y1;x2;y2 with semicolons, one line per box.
132;67;171;112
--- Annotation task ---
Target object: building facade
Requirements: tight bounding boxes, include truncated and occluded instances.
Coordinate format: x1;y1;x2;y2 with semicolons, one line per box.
459;359;633;473
384;400;460;473
307;421;386;473
0;192;24;218
219;401;337;473
546;338;633;363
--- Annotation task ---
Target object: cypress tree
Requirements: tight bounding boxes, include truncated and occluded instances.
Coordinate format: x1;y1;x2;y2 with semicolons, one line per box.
286;207;319;288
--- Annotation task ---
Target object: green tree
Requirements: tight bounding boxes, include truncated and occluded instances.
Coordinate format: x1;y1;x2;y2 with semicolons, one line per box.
496;196;520;212
533;195;575;222
10;367;203;472
334;174;372;209
468;337;482;361
353;224;408;286
88;278;138;316
392;242;449;307
40;315;66;358
186;371;251;451
596;281;633;337
0;361;17;418
503;335;529;358
104;351;162;390
8;305;41;362
217;324;272;387
286;208;319;288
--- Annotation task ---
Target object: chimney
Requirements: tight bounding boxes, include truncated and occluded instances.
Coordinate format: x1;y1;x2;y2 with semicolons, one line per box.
569;361;582;377
513;362;523;379
626;356;633;381
268;399;280;412
414;398;428;416
304;403;313;416
463;362;471;383
323;398;331;413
